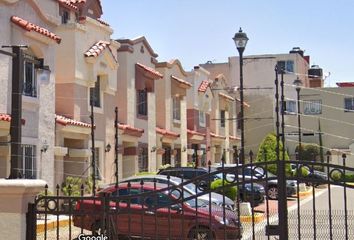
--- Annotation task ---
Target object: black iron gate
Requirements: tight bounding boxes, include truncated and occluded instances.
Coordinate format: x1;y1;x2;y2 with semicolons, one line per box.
26;157;354;240
26;66;354;239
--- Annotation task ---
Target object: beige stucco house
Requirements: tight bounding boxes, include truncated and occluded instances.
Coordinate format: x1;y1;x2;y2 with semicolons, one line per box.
55;0;120;186
116;36;162;177
209;74;239;164
0;0;61;189
155;59;192;167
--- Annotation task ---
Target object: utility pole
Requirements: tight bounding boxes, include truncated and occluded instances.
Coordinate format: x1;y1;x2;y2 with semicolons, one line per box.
90;98;96;195
114;107;119;188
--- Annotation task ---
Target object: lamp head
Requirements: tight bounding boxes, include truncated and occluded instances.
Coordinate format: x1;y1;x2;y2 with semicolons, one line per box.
233;28;249;51
293;77;303;91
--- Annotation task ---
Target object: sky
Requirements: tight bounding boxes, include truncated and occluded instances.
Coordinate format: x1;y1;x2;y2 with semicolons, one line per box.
101;0;354;87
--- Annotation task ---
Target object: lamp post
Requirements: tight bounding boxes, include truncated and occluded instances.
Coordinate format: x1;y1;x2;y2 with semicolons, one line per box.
293;77;303;161
233;28;248;164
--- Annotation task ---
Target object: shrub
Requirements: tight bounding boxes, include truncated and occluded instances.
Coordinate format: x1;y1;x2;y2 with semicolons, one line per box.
135;171;157;176
210;179;237;201
256;133;291;175
158;164;171;170
295;144;320;161
61;176;92;196
293;166;310;177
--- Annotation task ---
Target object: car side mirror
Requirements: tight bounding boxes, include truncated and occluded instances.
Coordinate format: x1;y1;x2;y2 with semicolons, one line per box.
171;204;182;213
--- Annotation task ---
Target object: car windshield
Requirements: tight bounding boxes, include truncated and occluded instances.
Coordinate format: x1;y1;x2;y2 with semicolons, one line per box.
172;177;203;194
170;188;207;208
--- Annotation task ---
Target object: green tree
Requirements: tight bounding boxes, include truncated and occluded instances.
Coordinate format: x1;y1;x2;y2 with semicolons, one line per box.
256;133;291;175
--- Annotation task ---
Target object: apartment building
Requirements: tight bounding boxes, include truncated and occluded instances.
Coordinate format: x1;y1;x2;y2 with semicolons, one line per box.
55;0;119;185
201;48;311;160
0;0;61;188
285;82;354;167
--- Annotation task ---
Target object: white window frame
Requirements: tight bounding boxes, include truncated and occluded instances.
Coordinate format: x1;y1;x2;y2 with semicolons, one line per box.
282;100;297;114
304;100;322;115
344;98;354;112
199;110;206;127
220;110;226;128
172;97;181;122
21;144;37;179
23;59;37;98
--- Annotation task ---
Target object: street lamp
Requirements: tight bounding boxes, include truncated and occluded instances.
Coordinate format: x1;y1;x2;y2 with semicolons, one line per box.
293;77;303;160
233;28;248;164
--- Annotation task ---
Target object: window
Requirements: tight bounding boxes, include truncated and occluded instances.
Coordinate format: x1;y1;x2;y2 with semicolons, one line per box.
199;110;205;127
282;100;297;114
344;98;354;112
162;147;171;165
90;76;101;107
23;60;37;97
220;110;225;128
59;7;70;24
277;60;294;73
172;97;181;121
137;89;147;116
138;147;148;172
304;100;322;115
21;145;36;179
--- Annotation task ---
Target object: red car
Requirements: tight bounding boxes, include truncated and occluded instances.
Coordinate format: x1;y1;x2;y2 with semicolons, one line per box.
73;182;242;239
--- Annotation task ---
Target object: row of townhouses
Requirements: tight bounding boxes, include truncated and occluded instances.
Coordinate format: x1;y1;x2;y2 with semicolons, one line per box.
1;0;353;190
0;0;241;189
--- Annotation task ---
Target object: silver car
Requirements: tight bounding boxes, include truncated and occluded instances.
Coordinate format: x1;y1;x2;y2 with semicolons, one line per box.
120;175;235;210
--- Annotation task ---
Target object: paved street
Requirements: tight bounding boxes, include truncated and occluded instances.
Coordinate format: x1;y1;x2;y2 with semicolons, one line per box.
242;185;354;240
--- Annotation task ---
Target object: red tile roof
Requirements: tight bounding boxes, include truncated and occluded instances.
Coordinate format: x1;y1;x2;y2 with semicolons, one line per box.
10;16;61;44
230;135;241;141
187;129;206;137
156;127;179;138
136;63;163;79
97;18;109;26
210;132;226;139
118;123;144;137
219;92;234;102
55;115;91;128
84;40;117;62
0;113;26;125
57;0;78;11
198;80;210;92
235;97;250;107
171;75;192;88
336;82;354;87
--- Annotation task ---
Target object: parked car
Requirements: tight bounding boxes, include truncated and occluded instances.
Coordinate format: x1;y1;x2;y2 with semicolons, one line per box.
290;163;327;187
157;167;265;206
120;175;235;210
213;164;297;200
74;182;243;240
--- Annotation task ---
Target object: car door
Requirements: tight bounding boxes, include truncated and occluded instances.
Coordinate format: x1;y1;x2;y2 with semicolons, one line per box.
143;190;185;239
110;188;145;237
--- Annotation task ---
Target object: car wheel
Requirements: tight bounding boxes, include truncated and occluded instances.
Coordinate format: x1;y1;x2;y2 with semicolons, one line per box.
188;227;214;240
267;186;278;200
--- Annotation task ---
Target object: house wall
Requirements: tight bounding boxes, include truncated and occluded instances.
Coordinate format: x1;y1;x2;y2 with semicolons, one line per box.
284;86;354;167
0;0;59;188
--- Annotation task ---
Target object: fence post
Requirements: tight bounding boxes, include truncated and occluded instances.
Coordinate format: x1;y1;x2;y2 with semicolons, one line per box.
26;203;36;240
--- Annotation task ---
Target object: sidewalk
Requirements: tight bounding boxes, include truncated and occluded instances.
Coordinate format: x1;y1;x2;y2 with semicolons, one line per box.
36;215;70;233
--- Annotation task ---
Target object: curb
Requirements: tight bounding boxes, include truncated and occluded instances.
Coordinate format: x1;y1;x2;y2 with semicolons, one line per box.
240;213;264;223
37;219;70;233
298;186;313;197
